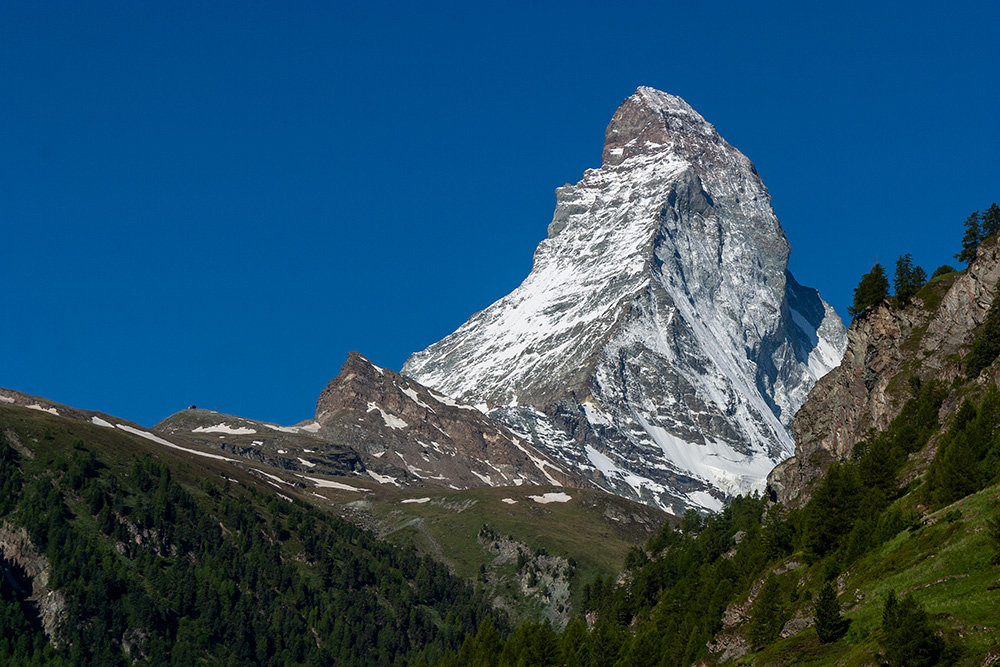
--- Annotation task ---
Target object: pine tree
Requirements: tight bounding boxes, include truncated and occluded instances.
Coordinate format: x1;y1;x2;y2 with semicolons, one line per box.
746;575;784;649
814;581;850;643
931;264;955;279
988;503;1000;565
982;202;1000;239
880;591;944;667
893;254;927;306
956;211;982;265
848;263;890;317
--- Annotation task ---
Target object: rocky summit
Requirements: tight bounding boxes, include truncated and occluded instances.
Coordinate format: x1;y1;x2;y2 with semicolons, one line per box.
311;351;584;489
404;87;847;514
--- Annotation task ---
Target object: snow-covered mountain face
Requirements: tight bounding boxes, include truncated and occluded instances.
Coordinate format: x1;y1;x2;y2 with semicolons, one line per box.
403;87;846;514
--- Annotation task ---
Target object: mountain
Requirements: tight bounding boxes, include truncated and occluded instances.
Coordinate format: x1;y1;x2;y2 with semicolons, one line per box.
310;351;585;489
403;87;846;514
156;351;586;492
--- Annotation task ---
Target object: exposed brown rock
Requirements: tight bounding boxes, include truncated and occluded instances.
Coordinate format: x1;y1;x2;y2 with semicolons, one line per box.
315;352;587;490
770;236;1000;507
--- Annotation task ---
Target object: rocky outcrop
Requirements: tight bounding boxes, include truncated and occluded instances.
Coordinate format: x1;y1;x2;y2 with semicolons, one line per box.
155;407;373;480
404;87;846;513
314;352;585;489
0;521;67;645
477;527;573;629
770;236;1000;507
768;303;928;507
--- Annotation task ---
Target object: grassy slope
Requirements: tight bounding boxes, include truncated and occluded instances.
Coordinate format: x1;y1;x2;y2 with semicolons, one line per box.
353;484;665;623
742;483;1000;666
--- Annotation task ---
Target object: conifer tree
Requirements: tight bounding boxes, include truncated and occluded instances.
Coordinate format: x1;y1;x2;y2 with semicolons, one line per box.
982;202;1000;239
746;575;784;649
814;581;850;643
956;211;982;265
893;254;927;306
931;264;955;279
848;263;889;317
988;503;1000;565
880;591;944;667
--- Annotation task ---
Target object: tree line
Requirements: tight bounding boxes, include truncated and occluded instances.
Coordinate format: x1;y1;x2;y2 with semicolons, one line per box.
848;202;998;317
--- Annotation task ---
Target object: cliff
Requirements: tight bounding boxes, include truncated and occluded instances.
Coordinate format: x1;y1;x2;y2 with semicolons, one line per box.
770;236;1000;507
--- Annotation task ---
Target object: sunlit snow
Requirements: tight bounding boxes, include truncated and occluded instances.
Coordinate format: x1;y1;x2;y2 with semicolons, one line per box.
193;423;257;435
528;492;572;504
116;424;237;462
366;402;408;429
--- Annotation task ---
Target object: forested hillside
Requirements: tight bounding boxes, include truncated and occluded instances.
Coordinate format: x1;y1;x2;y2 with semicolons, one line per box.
0;407;500;666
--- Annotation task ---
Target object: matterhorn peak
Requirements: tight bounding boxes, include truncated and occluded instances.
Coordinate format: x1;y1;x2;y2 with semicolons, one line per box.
602;87;719;166
404;87;846;514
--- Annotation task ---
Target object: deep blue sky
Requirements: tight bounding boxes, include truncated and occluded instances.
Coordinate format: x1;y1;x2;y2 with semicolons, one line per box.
3;2;998;427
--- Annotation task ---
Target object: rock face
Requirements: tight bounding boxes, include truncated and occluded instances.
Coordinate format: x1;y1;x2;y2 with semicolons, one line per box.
154;408;372;480
0;521;67;645
155;352;584;491
404;87;846;514
769;236;1000;507
314;352;583;489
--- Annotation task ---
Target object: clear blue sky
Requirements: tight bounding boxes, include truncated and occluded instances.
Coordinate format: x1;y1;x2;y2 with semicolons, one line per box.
3;1;998;427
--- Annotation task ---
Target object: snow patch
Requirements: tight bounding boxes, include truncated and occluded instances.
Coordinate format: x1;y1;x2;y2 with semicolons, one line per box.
253;469;294;486
366;402;408;429
501;498;517;505
366;470;399;485
428;390;480;411
297;457;317;468
26;404;58;415
299;475;367;491
688;491;723;512
401;386;434;412
470;470;492;485
581;401;612;426
400;497;431;504
262;423;299;434
116;424;238;462
193;423;257;435
528;492;572;504
90;416;114;428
